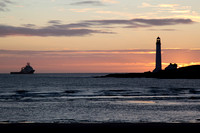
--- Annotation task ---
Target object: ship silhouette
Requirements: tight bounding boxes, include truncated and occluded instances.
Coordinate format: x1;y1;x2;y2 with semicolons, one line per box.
10;62;35;74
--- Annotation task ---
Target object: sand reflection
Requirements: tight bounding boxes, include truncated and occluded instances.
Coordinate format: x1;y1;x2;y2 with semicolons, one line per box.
125;100;156;104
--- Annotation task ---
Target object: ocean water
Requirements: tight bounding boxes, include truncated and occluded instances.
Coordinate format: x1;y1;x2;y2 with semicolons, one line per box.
0;73;200;123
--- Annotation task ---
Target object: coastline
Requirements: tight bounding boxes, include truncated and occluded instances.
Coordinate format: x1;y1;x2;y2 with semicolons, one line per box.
100;65;200;79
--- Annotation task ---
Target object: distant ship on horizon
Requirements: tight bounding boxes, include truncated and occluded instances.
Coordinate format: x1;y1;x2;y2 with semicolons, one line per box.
10;62;35;74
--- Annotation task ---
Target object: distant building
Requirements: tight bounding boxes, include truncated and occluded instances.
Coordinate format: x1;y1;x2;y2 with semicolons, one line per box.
153;37;162;72
165;63;178;70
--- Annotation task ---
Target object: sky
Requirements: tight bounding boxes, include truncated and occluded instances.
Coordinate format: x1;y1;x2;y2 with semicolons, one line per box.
0;0;200;73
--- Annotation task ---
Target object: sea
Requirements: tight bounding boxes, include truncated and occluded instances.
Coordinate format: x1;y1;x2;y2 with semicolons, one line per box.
0;73;200;123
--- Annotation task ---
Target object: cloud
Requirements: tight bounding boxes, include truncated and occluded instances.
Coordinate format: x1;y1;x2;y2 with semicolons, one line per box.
0;0;13;11
70;1;104;6
139;3;193;15
101;0;119;4
148;29;176;31
48;20;62;24
0;49;155;56
132;18;193;26
22;24;36;28
0;25;112;37
70;0;119;6
0;18;194;37
170;10;191;14
85;18;194;28
140;3;179;8
1;49;200;59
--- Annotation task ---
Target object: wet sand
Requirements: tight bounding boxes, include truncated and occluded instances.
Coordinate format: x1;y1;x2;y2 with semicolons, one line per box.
0;123;200;132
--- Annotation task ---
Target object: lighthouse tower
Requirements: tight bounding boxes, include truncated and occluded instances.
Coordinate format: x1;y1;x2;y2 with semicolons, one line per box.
153;37;162;72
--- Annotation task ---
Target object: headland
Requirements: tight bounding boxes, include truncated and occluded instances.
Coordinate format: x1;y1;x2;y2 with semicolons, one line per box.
101;65;200;79
100;37;200;79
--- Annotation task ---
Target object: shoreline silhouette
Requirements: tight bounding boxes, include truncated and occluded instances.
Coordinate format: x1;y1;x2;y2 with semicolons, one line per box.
100;37;200;79
100;65;200;79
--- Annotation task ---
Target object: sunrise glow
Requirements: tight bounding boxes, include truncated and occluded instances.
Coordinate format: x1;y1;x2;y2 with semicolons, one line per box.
0;0;200;73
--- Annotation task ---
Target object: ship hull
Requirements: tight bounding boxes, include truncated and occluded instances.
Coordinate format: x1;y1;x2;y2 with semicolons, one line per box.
10;70;35;74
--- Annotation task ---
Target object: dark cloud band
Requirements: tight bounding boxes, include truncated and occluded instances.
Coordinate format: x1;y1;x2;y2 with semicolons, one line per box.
0;25;112;37
0;18;195;37
70;1;104;6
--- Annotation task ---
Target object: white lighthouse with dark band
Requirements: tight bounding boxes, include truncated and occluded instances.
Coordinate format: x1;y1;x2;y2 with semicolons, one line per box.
153;37;162;72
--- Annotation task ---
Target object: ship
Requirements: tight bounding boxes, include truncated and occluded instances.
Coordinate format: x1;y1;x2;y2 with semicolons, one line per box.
10;62;35;74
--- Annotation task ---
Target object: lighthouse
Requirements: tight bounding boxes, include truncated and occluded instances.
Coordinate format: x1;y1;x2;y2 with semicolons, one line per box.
153;37;162;72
